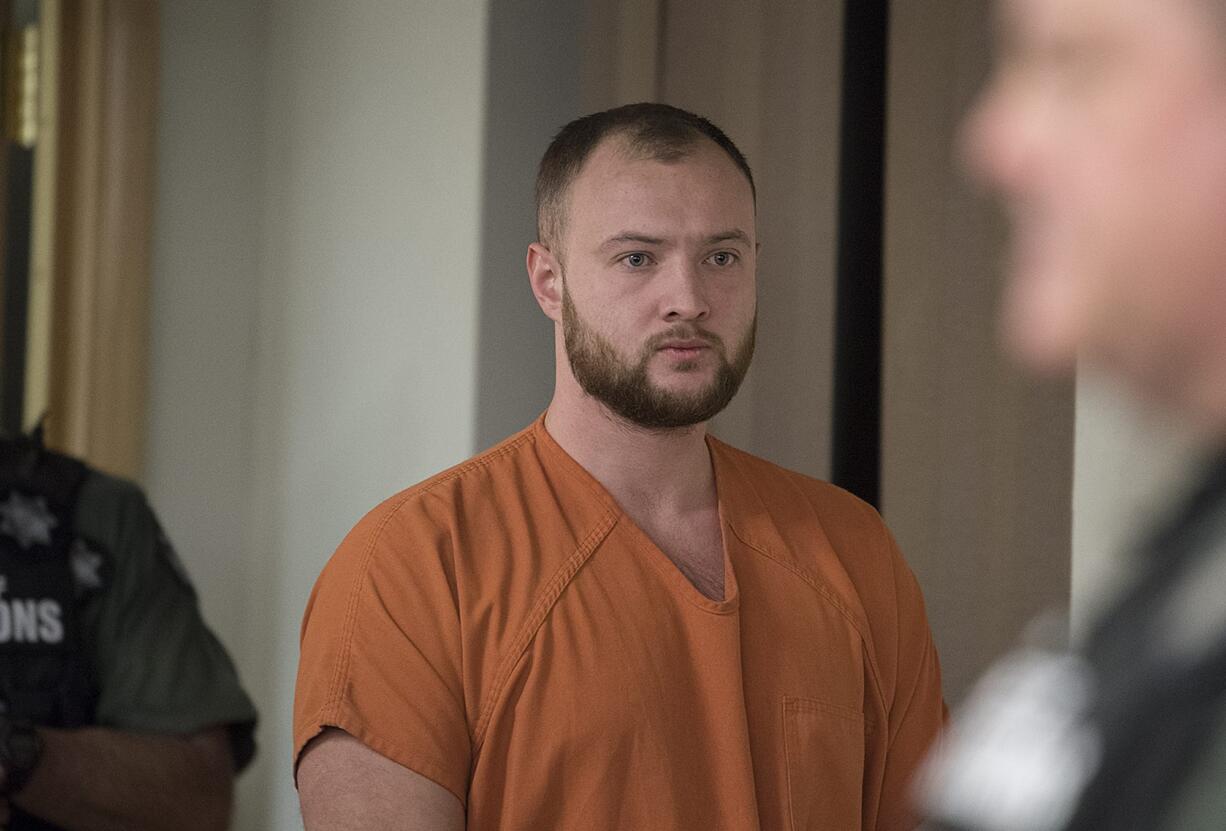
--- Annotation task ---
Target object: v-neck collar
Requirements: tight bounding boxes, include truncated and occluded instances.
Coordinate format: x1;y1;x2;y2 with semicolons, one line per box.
531;414;741;614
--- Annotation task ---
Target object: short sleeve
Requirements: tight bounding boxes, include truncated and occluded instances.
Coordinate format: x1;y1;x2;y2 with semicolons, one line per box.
293;497;472;807
75;473;258;770
877;528;948;831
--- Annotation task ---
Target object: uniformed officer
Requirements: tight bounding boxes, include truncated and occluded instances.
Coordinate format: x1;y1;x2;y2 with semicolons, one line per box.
0;429;257;830
920;0;1226;829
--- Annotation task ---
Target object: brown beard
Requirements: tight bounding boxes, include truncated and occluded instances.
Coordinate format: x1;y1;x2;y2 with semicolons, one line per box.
562;285;755;429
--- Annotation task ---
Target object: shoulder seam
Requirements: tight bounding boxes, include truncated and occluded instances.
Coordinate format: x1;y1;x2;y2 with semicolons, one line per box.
471;508;620;752
887;626;934;746
324;431;538;721
324;489;408;716
412;431;537;501
713;439;863;506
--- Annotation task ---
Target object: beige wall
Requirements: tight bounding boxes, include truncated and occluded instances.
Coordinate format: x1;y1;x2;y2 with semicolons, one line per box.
882;0;1075;702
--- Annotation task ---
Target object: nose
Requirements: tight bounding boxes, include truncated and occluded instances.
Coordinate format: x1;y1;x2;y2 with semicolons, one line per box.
661;260;710;322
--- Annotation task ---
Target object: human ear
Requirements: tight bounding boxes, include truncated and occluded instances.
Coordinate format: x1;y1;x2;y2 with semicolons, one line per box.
527;242;563;323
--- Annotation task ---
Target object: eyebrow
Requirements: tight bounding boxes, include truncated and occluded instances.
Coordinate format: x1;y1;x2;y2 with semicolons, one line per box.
704;230;752;248
598;233;666;252
597;229;752;252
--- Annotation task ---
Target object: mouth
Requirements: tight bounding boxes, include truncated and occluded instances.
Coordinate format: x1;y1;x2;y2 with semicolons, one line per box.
657;339;711;358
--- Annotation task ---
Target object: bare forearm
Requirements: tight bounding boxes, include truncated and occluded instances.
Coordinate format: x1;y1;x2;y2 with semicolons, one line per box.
13;726;234;831
298;729;465;830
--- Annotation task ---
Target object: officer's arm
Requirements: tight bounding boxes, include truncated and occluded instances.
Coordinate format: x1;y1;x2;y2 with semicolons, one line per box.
9;725;233;831
298;728;465;830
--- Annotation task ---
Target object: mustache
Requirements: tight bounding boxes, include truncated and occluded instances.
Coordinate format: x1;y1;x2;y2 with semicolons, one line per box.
644;325;726;352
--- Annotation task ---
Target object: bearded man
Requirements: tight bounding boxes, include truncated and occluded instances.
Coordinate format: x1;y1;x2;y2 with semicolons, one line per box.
293;103;945;831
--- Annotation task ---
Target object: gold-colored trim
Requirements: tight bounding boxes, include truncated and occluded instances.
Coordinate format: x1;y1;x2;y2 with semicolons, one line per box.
24;0;58;431
44;0;158;479
17;24;38;148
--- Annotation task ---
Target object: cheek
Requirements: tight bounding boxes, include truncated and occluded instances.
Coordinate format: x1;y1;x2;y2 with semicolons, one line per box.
714;274;757;316
993;138;1133;371
1117;96;1226;272
1079;102;1226;365
1046;91;1195;283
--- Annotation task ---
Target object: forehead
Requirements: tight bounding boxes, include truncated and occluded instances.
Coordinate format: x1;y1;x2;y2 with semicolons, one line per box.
564;136;755;239
998;0;1214;48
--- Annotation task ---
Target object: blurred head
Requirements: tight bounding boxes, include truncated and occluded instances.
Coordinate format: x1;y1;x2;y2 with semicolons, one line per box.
528;104;758;430
963;0;1226;425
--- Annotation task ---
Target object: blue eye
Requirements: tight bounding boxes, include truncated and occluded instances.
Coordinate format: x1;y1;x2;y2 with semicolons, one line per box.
623;253;650;268
709;251;737;267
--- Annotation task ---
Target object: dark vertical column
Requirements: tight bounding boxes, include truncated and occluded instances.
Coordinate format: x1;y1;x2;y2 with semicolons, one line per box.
0;0;33;436
0;143;32;435
830;0;889;507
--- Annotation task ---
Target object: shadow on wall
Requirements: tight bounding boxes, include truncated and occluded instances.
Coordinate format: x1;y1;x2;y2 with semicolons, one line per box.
473;0;585;450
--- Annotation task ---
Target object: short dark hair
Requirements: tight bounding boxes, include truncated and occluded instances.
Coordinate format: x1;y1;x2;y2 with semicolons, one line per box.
535;102;756;250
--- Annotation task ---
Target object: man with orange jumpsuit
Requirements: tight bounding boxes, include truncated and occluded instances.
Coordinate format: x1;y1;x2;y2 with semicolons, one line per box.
294;103;946;830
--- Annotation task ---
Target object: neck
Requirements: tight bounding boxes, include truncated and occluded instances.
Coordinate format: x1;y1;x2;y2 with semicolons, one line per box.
544;391;717;515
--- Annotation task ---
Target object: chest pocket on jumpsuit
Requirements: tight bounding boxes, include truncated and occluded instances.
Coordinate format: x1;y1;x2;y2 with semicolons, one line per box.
783;695;866;831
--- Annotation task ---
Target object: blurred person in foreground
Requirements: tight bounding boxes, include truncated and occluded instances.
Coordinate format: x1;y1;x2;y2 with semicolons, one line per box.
918;1;1226;829
0;428;257;830
295;103;946;830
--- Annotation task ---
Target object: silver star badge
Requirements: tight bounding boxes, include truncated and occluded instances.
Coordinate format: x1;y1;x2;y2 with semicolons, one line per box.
70;539;105;590
0;490;57;549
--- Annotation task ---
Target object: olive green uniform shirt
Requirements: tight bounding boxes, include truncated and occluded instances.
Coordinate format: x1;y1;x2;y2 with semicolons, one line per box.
73;471;257;768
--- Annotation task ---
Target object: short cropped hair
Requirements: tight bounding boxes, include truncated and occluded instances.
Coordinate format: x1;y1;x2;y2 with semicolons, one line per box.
535;102;756;251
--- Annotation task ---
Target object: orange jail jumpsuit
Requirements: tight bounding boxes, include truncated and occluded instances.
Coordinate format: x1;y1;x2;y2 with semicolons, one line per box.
294;415;945;830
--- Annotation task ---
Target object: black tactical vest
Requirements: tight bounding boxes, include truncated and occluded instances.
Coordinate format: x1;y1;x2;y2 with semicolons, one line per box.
0;438;101;729
0;438;111;830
